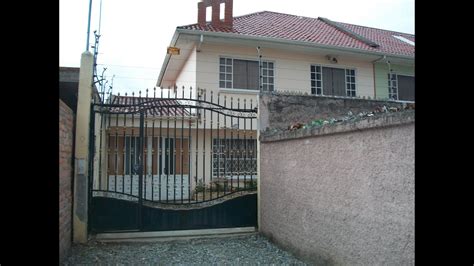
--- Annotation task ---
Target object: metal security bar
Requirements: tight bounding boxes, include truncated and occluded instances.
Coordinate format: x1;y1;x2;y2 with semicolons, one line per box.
90;87;258;207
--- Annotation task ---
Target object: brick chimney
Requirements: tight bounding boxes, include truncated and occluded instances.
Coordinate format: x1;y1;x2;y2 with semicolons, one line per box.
198;0;233;28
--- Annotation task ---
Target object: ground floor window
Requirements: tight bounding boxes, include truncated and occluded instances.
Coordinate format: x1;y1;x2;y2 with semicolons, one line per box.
108;136;189;176
212;139;257;177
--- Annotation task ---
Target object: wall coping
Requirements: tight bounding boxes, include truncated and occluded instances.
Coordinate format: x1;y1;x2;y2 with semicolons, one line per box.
260;110;414;143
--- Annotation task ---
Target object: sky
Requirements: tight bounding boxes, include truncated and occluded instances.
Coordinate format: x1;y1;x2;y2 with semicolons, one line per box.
59;0;414;95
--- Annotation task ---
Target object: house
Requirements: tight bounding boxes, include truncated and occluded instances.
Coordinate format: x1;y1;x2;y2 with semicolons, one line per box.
96;0;414;203
157;0;414;102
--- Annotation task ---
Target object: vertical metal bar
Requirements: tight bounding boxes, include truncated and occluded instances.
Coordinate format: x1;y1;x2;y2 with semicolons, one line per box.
114;112;118;193
209;91;213;200
98;102;104;191
152;87;156;202
223;95;227;195
138;110;145;230
159;88;163;203
122;110;126;194
130;93;135;196
243;99;247;190
87;103;95;234
188;87;192;203
181;86;184;204
144;89;148;201
195;89;200;201
174;86;177;202
250;99;254;187
151;118;155;202
166;88;170;203
107;104;111;191
216;93;221;198
230;97;234;192
237;98;240;192
202;90;207;201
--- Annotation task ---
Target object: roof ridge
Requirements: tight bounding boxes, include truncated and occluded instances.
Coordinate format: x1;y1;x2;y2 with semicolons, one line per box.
177;10;414;36
336;20;414;37
318;17;379;48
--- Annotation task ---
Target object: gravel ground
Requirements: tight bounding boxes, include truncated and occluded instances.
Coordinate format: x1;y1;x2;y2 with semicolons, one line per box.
64;234;307;265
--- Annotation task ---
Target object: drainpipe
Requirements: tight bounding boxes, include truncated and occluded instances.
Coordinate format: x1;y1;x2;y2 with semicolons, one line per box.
197;34;204;52
371;55;386;100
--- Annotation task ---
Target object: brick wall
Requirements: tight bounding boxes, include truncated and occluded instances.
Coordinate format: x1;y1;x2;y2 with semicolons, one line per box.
59;99;74;263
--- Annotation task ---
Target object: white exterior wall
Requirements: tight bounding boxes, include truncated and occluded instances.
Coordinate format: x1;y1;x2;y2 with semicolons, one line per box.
174;46;197;98
196;42;375;99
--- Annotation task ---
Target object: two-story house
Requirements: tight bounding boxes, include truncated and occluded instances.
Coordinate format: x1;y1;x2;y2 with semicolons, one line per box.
99;0;414;203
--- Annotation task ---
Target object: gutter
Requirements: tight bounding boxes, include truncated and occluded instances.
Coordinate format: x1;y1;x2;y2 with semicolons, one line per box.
176;28;415;60
157;30;181;87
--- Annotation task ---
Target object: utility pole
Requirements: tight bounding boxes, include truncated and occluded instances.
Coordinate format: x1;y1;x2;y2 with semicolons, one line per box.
86;0;93;51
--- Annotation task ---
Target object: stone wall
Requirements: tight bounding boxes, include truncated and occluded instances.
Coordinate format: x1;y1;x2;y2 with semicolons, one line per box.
59;99;75;263
259;94;414;265
259;93;407;132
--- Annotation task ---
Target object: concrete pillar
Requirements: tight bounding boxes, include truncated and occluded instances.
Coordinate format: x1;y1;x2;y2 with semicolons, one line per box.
73;51;94;243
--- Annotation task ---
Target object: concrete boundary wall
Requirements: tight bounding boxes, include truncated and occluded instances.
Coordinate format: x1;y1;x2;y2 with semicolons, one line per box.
259;94;414;265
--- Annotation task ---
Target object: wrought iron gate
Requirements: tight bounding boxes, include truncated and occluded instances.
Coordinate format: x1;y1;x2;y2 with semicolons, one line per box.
89;87;258;232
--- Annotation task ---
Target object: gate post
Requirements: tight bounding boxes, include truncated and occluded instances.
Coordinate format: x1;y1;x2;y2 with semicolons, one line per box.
73;51;94;243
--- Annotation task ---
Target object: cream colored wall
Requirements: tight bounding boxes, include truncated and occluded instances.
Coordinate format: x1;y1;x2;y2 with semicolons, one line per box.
195;42;375;99
174;46;197;98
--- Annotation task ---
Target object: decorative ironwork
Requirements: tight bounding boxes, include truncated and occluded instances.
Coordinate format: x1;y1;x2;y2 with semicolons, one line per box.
90;86;258;205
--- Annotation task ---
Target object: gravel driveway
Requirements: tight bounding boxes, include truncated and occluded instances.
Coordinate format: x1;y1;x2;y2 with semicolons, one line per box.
64;234;307;265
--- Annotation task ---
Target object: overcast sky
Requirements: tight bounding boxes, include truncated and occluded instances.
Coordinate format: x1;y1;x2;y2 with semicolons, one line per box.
59;0;414;95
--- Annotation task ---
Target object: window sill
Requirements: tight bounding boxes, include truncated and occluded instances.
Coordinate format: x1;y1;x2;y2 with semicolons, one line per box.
219;88;260;95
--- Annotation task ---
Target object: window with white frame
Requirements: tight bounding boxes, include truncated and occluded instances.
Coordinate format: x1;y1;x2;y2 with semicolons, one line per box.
388;73;414;101
261;61;274;91
219;57;274;91
310;65;322;95
311;65;356;97
388;73;398;100
345;69;356;97
212;139;257;177
219;58;233;89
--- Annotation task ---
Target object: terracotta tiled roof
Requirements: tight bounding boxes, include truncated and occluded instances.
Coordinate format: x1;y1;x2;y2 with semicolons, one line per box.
108;96;191;116
178;11;414;57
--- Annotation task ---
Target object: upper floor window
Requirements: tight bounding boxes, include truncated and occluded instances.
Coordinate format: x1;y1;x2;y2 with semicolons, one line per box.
219;57;274;91
311;65;356;97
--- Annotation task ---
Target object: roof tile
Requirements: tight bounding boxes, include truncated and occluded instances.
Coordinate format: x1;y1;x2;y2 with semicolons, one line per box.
178;11;414;57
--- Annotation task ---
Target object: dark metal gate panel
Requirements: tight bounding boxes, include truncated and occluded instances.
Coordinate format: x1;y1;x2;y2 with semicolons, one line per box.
89;87;258;233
